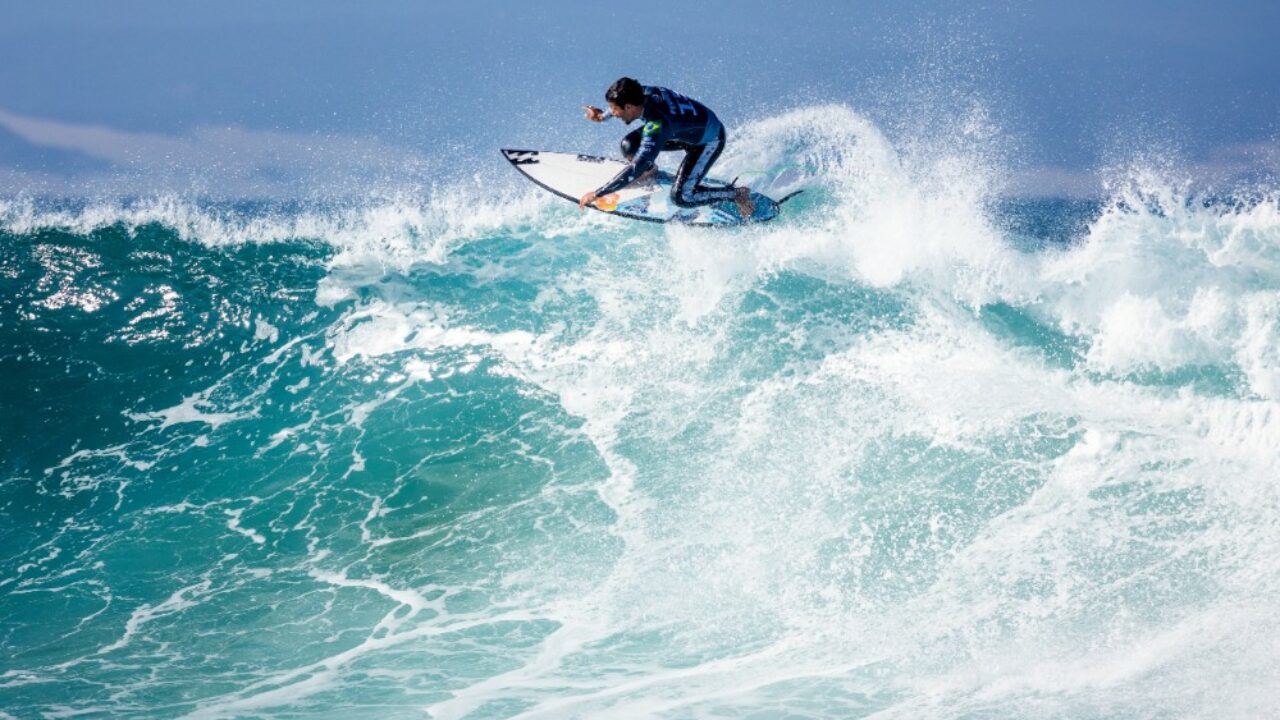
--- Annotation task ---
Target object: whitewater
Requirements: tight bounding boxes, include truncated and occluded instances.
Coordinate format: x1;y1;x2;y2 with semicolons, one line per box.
3;106;1279;719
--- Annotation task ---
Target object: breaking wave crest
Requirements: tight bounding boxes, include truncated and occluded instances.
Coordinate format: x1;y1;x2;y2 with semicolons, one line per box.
3;105;1279;719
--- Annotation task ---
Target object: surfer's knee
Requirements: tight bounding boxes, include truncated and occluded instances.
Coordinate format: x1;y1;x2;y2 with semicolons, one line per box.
670;186;698;208
620;129;643;160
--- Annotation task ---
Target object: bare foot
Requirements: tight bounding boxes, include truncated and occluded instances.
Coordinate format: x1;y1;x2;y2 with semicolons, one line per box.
734;186;755;218
637;166;658;185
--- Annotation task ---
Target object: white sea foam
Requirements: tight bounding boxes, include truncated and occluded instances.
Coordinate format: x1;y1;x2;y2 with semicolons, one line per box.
9;102;1280;719
406;106;1280;717
0;183;550;271
126;390;251;429
1034;174;1280;395
97;579;214;655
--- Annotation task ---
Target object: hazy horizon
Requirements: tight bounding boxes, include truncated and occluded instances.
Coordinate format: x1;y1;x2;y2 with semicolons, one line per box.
2;0;1277;198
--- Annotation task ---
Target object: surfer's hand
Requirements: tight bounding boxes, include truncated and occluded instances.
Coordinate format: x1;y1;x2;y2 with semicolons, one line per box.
583;105;606;122
579;192;597;211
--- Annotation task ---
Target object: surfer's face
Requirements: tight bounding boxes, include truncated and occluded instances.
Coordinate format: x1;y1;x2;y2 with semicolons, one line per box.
609;102;642;123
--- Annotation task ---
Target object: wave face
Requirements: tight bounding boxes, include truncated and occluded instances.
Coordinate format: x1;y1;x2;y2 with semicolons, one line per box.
3;106;1280;719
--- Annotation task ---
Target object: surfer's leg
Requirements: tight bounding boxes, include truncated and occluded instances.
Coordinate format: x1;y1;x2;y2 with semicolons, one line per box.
671;126;743;209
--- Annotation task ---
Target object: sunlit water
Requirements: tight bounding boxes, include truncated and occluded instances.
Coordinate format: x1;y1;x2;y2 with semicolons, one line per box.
3;107;1279;719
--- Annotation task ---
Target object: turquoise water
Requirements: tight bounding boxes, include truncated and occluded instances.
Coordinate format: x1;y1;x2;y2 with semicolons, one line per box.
3;108;1280;719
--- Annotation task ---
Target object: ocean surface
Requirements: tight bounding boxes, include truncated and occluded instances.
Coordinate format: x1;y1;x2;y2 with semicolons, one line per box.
3;107;1279;719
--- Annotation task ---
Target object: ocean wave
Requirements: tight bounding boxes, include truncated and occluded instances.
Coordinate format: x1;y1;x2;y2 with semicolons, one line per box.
3;104;1280;719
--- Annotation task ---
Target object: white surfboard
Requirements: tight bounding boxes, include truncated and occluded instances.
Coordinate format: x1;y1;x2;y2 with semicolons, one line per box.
501;149;801;226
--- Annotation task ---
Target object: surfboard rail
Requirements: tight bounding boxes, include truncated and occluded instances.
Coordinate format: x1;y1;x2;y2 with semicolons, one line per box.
500;148;797;227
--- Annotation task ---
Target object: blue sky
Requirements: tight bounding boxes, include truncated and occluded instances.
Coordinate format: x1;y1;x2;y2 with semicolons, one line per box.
1;0;1277;197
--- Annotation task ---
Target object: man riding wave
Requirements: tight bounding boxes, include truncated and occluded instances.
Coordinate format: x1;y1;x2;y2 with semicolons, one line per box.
580;77;754;218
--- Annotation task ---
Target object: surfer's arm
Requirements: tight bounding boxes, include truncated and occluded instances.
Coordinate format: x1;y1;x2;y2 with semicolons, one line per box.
593;120;667;196
583;105;611;122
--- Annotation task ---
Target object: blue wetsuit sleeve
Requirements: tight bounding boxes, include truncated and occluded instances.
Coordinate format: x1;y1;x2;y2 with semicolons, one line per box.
594;118;670;196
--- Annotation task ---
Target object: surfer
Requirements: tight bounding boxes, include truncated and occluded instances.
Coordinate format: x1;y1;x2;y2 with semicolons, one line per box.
579;77;755;218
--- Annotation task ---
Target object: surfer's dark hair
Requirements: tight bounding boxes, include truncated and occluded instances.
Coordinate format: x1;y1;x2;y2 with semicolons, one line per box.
606;77;644;107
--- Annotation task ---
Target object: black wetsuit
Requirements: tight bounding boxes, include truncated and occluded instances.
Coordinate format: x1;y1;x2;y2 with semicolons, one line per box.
593;86;738;208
